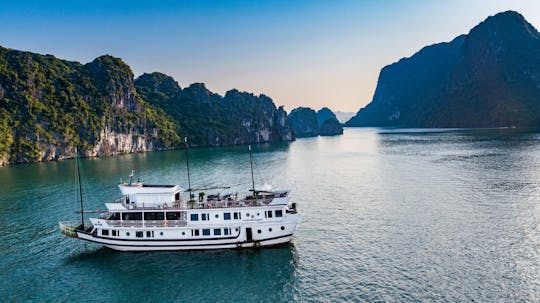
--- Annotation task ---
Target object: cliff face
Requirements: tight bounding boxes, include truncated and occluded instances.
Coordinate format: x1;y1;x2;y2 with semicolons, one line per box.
346;11;540;128
135;72;294;147
0;48;180;165
288;107;319;137
0;46;297;166
288;107;343;137
319;118;344;136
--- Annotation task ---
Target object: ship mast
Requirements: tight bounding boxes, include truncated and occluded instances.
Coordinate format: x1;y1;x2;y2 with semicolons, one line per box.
185;137;192;198
76;147;84;229
249;145;255;195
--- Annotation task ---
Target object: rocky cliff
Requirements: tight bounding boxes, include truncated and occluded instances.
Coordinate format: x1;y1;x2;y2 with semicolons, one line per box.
0;48;179;165
135;72;294;147
288;107;343;137
288;107;319;137
0;47;294;166
346;11;540;128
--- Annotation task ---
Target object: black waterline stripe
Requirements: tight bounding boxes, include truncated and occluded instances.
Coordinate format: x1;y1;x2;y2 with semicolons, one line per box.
77;233;293;247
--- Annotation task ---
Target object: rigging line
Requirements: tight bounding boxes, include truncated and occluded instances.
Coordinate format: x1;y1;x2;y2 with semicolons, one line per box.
252;154;266;187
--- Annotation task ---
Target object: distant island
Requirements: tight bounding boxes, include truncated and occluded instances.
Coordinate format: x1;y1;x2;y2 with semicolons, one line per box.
288;107;343;137
346;11;540;128
334;111;355;124
0;47;294;165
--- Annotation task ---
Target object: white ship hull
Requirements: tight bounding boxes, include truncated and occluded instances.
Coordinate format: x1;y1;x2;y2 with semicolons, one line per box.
74;218;298;251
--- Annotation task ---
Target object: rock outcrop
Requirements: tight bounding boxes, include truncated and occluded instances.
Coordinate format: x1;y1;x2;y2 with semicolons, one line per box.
346;11;540;128
135;73;294;147
0;48;180;165
288;107;343;137
0;48;294;166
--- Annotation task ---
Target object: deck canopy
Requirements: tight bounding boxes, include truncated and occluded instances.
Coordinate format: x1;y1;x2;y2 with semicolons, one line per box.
105;203;127;212
118;183;183;208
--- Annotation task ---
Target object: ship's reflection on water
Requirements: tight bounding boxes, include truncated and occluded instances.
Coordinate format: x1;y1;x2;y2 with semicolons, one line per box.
63;244;300;302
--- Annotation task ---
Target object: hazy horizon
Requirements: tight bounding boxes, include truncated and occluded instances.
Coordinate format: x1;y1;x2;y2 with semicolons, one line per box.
2;0;540;113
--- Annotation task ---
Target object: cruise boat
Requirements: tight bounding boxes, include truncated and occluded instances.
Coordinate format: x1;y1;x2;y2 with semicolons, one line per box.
59;145;300;251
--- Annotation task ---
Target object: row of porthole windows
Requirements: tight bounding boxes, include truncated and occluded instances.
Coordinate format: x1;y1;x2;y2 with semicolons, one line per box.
101;229;165;238
256;226;286;234
246;210;284;219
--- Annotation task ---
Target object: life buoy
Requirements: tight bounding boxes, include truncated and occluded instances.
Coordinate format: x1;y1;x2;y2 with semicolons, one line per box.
162;220;169;227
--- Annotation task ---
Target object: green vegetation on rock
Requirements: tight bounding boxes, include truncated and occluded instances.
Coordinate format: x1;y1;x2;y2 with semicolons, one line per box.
135;73;293;147
288;107;343;137
0;46;180;165
0;47;294;166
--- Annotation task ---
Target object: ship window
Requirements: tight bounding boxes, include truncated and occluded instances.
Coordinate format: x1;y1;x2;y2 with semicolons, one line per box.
182;232;185;236
123;212;142;220
214;229;221;236
190;214;199;221
136;231;143;238
224;228;229;236
233;212;239;220
269;228;272;232
267;211;273;218
126;232;131;236
281;226;285;230
224;213;231;220
192;229;200;236
201;213;207;221
101;229;109;236
112;230;117;236
109;213;120;220
257;229;261;234
275;210;283;217
144;212;164;221
215;214;219;219
202;229;210;236
146;231;152;238
166;212;181;220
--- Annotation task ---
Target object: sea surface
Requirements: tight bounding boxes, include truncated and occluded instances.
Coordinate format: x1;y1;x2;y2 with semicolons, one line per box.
1;128;539;302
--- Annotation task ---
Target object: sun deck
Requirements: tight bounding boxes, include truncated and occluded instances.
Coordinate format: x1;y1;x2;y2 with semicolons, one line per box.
108;193;290;212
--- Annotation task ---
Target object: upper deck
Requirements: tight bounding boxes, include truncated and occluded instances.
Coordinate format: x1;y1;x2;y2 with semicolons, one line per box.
113;182;290;212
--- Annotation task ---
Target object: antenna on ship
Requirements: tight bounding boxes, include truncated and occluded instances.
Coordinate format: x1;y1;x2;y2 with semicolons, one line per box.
75;147;84;229
185;137;193;199
128;170;135;185
249;145;255;195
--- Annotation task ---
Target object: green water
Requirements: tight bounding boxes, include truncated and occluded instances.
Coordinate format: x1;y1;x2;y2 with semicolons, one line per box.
1;128;539;302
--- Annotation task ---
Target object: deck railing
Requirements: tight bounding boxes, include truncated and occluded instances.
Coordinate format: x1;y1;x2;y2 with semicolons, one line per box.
105;220;187;228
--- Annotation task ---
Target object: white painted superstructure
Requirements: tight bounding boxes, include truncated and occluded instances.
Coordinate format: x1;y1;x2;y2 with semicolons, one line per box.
60;182;300;251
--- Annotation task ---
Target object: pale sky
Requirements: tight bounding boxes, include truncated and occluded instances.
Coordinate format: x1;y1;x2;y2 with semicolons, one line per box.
1;0;540;112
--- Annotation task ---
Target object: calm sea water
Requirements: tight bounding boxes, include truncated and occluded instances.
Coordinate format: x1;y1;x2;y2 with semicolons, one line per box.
1;128;539;302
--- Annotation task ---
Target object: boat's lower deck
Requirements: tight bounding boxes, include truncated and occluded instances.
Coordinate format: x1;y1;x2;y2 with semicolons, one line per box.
68;216;299;251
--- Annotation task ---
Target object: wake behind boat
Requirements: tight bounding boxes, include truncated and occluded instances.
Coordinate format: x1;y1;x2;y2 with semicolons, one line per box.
59;143;300;251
